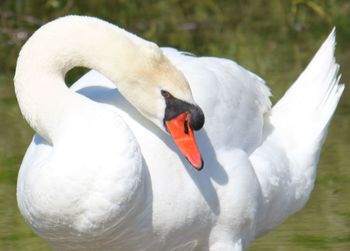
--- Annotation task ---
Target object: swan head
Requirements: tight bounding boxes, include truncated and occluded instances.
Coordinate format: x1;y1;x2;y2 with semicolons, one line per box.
14;15;204;169
115;46;205;170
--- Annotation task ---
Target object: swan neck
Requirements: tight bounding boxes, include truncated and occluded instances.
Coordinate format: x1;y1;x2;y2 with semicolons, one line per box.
14;16;159;142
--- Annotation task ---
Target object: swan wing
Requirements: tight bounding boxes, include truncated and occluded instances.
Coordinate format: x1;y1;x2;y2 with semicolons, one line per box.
250;29;344;236
162;48;271;153
17;83;147;249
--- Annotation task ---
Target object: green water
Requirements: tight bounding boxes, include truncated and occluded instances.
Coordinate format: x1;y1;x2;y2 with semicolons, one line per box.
0;1;349;250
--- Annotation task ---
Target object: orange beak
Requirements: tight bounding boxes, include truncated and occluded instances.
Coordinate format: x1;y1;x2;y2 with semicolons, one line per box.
165;112;203;170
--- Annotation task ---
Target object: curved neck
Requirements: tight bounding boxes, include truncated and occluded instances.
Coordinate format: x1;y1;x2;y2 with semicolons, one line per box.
14;16;160;143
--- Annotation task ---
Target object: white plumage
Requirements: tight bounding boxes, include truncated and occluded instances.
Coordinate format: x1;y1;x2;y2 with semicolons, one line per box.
15;16;343;250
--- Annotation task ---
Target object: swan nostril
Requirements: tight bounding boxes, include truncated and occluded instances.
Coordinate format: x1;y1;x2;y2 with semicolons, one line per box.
184;120;189;134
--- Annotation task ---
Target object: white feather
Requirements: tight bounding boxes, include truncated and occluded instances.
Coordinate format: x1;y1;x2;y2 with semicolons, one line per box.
15;16;343;250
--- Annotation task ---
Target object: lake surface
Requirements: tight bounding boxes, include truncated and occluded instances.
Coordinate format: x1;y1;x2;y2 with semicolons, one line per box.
0;1;349;250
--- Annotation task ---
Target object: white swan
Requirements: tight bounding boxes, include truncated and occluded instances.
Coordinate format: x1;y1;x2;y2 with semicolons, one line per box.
15;16;344;251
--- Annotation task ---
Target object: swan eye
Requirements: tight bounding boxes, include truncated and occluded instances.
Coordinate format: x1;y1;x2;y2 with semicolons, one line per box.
161;90;172;99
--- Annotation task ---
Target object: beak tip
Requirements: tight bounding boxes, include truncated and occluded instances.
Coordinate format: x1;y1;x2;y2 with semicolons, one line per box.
196;160;204;171
188;157;204;171
198;159;204;171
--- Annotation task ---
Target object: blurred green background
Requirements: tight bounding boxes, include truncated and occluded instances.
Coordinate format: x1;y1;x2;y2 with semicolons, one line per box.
0;0;349;250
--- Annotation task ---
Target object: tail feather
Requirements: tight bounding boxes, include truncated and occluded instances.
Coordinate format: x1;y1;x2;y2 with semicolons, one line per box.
271;28;344;145
251;30;344;236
